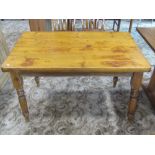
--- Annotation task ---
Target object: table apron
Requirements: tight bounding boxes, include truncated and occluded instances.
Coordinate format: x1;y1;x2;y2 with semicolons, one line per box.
17;72;134;77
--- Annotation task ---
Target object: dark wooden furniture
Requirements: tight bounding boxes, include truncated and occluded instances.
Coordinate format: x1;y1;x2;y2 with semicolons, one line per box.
137;27;155;106
129;19;133;33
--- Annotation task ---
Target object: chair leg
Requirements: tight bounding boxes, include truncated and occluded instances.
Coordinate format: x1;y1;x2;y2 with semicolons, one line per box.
63;19;67;31
86;19;89;30
73;19;76;31
67;19;72;31
96;19;99;29
34;76;40;87
112;19;121;32
117;19;121;32
81;20;84;30
101;19;105;31
58;19;61;30
94;19;97;29
102;19;105;31
113;76;118;88
129;19;133;33
113;20;116;31
89;19;93;30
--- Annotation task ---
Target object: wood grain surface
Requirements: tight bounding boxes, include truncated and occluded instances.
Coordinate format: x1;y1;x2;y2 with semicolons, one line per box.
1;32;151;73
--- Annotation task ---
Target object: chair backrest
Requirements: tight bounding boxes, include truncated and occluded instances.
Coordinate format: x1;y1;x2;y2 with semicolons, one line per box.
29;19;73;31
29;19;47;31
112;19;121;32
72;19;105;31
29;19;131;32
51;19;68;31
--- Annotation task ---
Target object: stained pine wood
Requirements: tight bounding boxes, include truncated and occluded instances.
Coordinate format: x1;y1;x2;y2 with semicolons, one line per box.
137;27;155;106
1;31;151;121
128;72;143;121
1;32;151;73
10;71;29;121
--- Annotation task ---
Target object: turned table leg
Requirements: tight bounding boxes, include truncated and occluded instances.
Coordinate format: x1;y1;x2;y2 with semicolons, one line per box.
128;72;143;121
10;72;29;121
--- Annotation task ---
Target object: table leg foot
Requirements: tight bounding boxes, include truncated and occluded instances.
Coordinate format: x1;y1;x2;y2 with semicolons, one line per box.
10;72;29;121
128;72;143;121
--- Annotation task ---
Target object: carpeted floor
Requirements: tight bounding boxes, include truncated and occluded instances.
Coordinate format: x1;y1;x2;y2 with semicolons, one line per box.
0;19;155;135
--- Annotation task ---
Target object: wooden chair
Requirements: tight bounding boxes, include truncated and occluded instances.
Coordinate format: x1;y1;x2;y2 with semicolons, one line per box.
29;19;47;31
29;20;46;86
51;19;68;31
73;19;119;87
113;19;133;32
113;19;134;87
29;19;72;87
29;19;125;88
72;19;105;31
129;19;133;33
113;19;121;32
29;19;71;32
112;19;121;87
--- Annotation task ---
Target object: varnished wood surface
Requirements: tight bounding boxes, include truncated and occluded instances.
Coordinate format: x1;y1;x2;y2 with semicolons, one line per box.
10;72;29;121
137;27;155;52
1;32;150;73
128;72;143;121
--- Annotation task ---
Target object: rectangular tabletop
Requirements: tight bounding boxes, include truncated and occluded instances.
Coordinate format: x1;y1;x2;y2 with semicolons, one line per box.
137;27;155;52
1;32;151;73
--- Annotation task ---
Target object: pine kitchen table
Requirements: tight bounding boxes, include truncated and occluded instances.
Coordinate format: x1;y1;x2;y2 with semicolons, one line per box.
1;32;151;121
